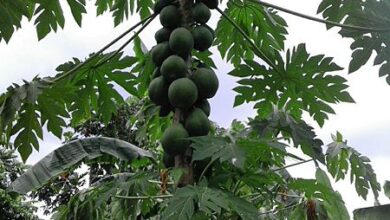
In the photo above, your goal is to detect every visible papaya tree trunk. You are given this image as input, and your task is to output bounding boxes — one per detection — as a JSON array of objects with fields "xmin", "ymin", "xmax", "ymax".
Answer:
[{"xmin": 174, "ymin": 108, "xmax": 194, "ymax": 186}]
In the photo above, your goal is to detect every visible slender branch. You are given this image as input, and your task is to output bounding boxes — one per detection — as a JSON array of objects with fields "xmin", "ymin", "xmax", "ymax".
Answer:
[
  {"xmin": 258, "ymin": 200, "xmax": 304, "ymax": 216},
  {"xmin": 49, "ymin": 14, "xmax": 155, "ymax": 84},
  {"xmin": 286, "ymin": 153, "xmax": 306, "ymax": 162},
  {"xmin": 199, "ymin": 158, "xmax": 216, "ymax": 181},
  {"xmin": 277, "ymin": 192, "xmax": 304, "ymax": 199},
  {"xmin": 250, "ymin": 0, "xmax": 390, "ymax": 32},
  {"xmin": 272, "ymin": 159, "xmax": 313, "ymax": 172},
  {"xmin": 113, "ymin": 194, "xmax": 173, "ymax": 200},
  {"xmin": 93, "ymin": 14, "xmax": 157, "ymax": 69},
  {"xmin": 232, "ymin": 180, "xmax": 242, "ymax": 194},
  {"xmin": 216, "ymin": 7, "xmax": 279, "ymax": 71},
  {"xmin": 148, "ymin": 180, "xmax": 174, "ymax": 185}
]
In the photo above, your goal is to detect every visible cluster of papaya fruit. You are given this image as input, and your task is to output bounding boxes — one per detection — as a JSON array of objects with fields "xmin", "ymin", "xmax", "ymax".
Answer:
[{"xmin": 148, "ymin": 0, "xmax": 219, "ymax": 168}]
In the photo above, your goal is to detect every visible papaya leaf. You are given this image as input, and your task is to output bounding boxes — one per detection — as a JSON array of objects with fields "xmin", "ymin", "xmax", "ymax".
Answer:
[
  {"xmin": 9, "ymin": 137, "xmax": 154, "ymax": 194},
  {"xmin": 318, "ymin": 0, "xmax": 390, "ymax": 84},
  {"xmin": 162, "ymin": 185, "xmax": 257, "ymax": 220},
  {"xmin": 33, "ymin": 0, "xmax": 65, "ymax": 40},
  {"xmin": 57, "ymin": 52, "xmax": 138, "ymax": 125},
  {"xmin": 0, "ymin": 0, "xmax": 34, "ymax": 43},
  {"xmin": 229, "ymin": 44, "xmax": 352, "ymax": 126},
  {"xmin": 66, "ymin": 0, "xmax": 87, "ymax": 26},
  {"xmin": 190, "ymin": 136, "xmax": 246, "ymax": 169},
  {"xmin": 250, "ymin": 108, "xmax": 325, "ymax": 163},
  {"xmin": 289, "ymin": 169, "xmax": 350, "ymax": 220},
  {"xmin": 326, "ymin": 132, "xmax": 381, "ymax": 200},
  {"xmin": 108, "ymin": 0, "xmax": 153, "ymax": 26},
  {"xmin": 215, "ymin": 0, "xmax": 287, "ymax": 66}
]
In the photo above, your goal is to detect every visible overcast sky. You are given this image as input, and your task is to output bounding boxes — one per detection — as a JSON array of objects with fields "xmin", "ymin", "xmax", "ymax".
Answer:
[{"xmin": 0, "ymin": 0, "xmax": 389, "ymax": 218}]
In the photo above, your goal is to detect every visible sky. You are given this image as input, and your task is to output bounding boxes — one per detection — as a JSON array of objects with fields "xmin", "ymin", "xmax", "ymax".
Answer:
[{"xmin": 0, "ymin": 0, "xmax": 389, "ymax": 218}]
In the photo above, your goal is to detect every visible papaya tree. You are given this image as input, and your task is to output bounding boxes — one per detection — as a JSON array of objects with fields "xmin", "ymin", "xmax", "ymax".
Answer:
[{"xmin": 1, "ymin": 0, "xmax": 389, "ymax": 219}]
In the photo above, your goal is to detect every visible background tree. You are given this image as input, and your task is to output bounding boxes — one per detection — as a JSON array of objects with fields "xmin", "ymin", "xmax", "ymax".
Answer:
[
  {"xmin": 1, "ymin": 0, "xmax": 390, "ymax": 219},
  {"xmin": 0, "ymin": 144, "xmax": 38, "ymax": 219}
]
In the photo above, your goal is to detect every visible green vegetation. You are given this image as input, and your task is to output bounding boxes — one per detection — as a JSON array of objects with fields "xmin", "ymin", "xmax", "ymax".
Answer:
[{"xmin": 1, "ymin": 0, "xmax": 390, "ymax": 219}]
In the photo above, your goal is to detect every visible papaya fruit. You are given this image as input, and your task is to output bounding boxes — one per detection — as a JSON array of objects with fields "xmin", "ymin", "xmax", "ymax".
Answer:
[
  {"xmin": 191, "ymin": 68, "xmax": 219, "ymax": 99},
  {"xmin": 168, "ymin": 78, "xmax": 198, "ymax": 109},
  {"xmin": 151, "ymin": 42, "xmax": 171, "ymax": 66},
  {"xmin": 155, "ymin": 27, "xmax": 171, "ymax": 43},
  {"xmin": 198, "ymin": 0, "xmax": 218, "ymax": 9},
  {"xmin": 152, "ymin": 68, "xmax": 161, "ymax": 78},
  {"xmin": 161, "ymin": 123, "xmax": 190, "ymax": 155},
  {"xmin": 192, "ymin": 25, "xmax": 214, "ymax": 51},
  {"xmin": 153, "ymin": 0, "xmax": 168, "ymax": 14},
  {"xmin": 160, "ymin": 5, "xmax": 181, "ymax": 28},
  {"xmin": 192, "ymin": 2, "xmax": 211, "ymax": 24},
  {"xmin": 195, "ymin": 99, "xmax": 210, "ymax": 116},
  {"xmin": 161, "ymin": 55, "xmax": 187, "ymax": 82},
  {"xmin": 163, "ymin": 152, "xmax": 175, "ymax": 168},
  {"xmin": 148, "ymin": 76, "xmax": 169, "ymax": 105},
  {"xmin": 159, "ymin": 104, "xmax": 173, "ymax": 117},
  {"xmin": 205, "ymin": 24, "xmax": 215, "ymax": 38},
  {"xmin": 184, "ymin": 108, "xmax": 210, "ymax": 136},
  {"xmin": 169, "ymin": 27, "xmax": 194, "ymax": 57}
]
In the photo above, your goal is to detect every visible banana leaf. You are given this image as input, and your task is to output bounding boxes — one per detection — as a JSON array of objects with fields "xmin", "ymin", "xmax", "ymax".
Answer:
[{"xmin": 9, "ymin": 137, "xmax": 154, "ymax": 194}]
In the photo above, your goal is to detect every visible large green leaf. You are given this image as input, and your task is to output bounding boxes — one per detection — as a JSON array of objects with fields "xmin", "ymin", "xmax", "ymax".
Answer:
[
  {"xmin": 0, "ymin": 0, "xmax": 34, "ymax": 43},
  {"xmin": 289, "ymin": 169, "xmax": 350, "ymax": 220},
  {"xmin": 229, "ymin": 43, "xmax": 353, "ymax": 126},
  {"xmin": 33, "ymin": 0, "xmax": 65, "ymax": 40},
  {"xmin": 326, "ymin": 132, "xmax": 381, "ymax": 200},
  {"xmin": 96, "ymin": 0, "xmax": 153, "ymax": 24},
  {"xmin": 161, "ymin": 185, "xmax": 258, "ymax": 220},
  {"xmin": 250, "ymin": 108, "xmax": 325, "ymax": 163},
  {"xmin": 9, "ymin": 137, "xmax": 154, "ymax": 194},
  {"xmin": 55, "ymin": 52, "xmax": 138, "ymax": 125},
  {"xmin": 67, "ymin": 0, "xmax": 87, "ymax": 26},
  {"xmin": 0, "ymin": 51, "xmax": 137, "ymax": 161},
  {"xmin": 191, "ymin": 136, "xmax": 246, "ymax": 169},
  {"xmin": 215, "ymin": 0, "xmax": 287, "ymax": 66},
  {"xmin": 318, "ymin": 0, "xmax": 390, "ymax": 83}
]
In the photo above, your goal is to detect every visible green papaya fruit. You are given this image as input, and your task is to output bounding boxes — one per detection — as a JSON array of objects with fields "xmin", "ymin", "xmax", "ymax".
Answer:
[
  {"xmin": 169, "ymin": 27, "xmax": 194, "ymax": 57},
  {"xmin": 191, "ymin": 67, "xmax": 219, "ymax": 99},
  {"xmin": 161, "ymin": 123, "xmax": 190, "ymax": 155},
  {"xmin": 168, "ymin": 78, "xmax": 198, "ymax": 109},
  {"xmin": 148, "ymin": 76, "xmax": 169, "ymax": 105},
  {"xmin": 185, "ymin": 108, "xmax": 210, "ymax": 136},
  {"xmin": 161, "ymin": 55, "xmax": 188, "ymax": 82}
]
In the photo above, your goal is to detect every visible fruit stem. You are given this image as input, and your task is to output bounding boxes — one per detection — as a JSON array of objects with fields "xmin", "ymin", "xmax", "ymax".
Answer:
[{"xmin": 249, "ymin": 0, "xmax": 390, "ymax": 32}]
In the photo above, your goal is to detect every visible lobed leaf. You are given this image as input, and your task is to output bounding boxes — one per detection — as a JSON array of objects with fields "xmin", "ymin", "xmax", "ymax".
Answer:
[{"xmin": 229, "ymin": 43, "xmax": 353, "ymax": 126}]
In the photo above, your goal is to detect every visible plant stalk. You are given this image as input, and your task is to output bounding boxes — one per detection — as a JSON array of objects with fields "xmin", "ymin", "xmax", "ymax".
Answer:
[
  {"xmin": 49, "ymin": 13, "xmax": 155, "ymax": 84},
  {"xmin": 250, "ymin": 0, "xmax": 390, "ymax": 32},
  {"xmin": 271, "ymin": 159, "xmax": 314, "ymax": 172},
  {"xmin": 114, "ymin": 194, "xmax": 173, "ymax": 200},
  {"xmin": 93, "ymin": 14, "xmax": 157, "ymax": 69}
]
